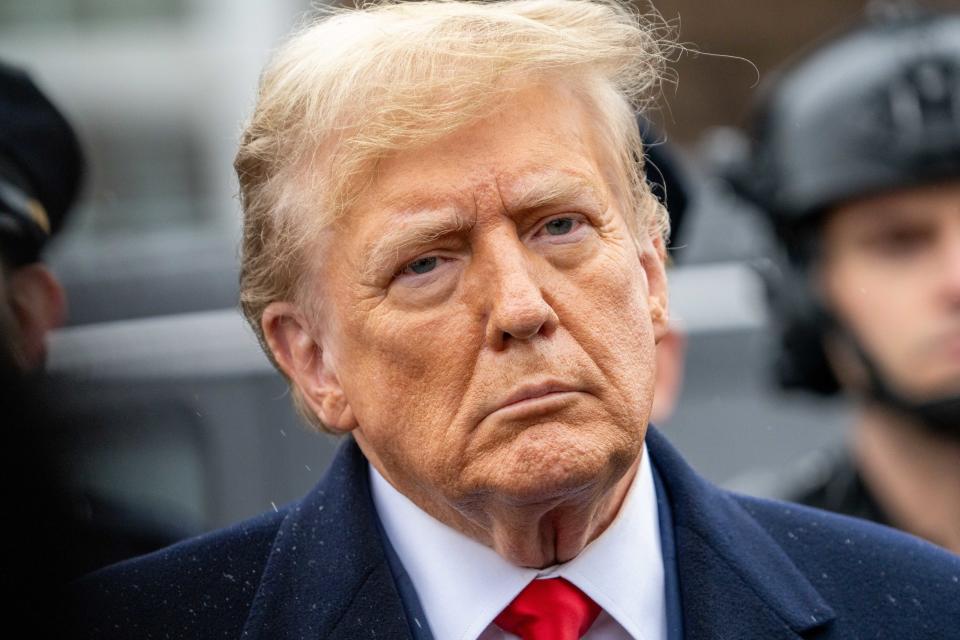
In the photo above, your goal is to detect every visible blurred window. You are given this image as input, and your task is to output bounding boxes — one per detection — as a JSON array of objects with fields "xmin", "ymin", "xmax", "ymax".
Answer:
[{"xmin": 74, "ymin": 125, "xmax": 212, "ymax": 234}]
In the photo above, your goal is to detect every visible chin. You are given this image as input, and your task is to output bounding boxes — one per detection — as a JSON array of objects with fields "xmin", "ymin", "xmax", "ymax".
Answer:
[{"xmin": 479, "ymin": 421, "xmax": 641, "ymax": 506}]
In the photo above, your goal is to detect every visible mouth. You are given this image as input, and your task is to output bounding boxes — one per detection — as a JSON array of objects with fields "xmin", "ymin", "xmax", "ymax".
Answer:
[{"xmin": 488, "ymin": 380, "xmax": 583, "ymax": 419}]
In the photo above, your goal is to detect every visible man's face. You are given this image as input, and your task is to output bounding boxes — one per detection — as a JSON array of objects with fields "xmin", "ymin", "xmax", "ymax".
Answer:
[
  {"xmin": 305, "ymin": 84, "xmax": 667, "ymax": 522},
  {"xmin": 820, "ymin": 181, "xmax": 960, "ymax": 399}
]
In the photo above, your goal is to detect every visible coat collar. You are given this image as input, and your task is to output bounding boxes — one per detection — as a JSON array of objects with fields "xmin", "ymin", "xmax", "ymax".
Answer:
[
  {"xmin": 645, "ymin": 426, "xmax": 836, "ymax": 639},
  {"xmin": 240, "ymin": 436, "xmax": 414, "ymax": 640},
  {"xmin": 241, "ymin": 429, "xmax": 835, "ymax": 640}
]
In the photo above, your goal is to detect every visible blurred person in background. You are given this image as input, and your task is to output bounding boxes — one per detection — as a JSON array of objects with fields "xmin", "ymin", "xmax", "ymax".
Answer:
[
  {"xmin": 0, "ymin": 59, "xmax": 84, "ymax": 633},
  {"xmin": 728, "ymin": 8, "xmax": 960, "ymax": 553},
  {"xmin": 0, "ymin": 62, "xmax": 75, "ymax": 370},
  {"xmin": 75, "ymin": 2, "xmax": 960, "ymax": 639},
  {"xmin": 0, "ymin": 61, "xmax": 186, "ymax": 595}
]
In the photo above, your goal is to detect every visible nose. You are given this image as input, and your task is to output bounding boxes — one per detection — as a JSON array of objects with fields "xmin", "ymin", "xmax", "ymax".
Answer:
[{"xmin": 481, "ymin": 241, "xmax": 559, "ymax": 350}]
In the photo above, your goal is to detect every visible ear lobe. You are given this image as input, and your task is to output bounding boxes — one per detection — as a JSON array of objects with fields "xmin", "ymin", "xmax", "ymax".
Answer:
[
  {"xmin": 262, "ymin": 302, "xmax": 358, "ymax": 432},
  {"xmin": 650, "ymin": 297, "xmax": 669, "ymax": 341},
  {"xmin": 318, "ymin": 386, "xmax": 357, "ymax": 432},
  {"xmin": 8, "ymin": 264, "xmax": 66, "ymax": 370}
]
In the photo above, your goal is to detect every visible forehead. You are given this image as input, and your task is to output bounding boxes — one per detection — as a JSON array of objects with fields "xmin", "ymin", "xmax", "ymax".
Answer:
[{"xmin": 346, "ymin": 83, "xmax": 615, "ymax": 221}]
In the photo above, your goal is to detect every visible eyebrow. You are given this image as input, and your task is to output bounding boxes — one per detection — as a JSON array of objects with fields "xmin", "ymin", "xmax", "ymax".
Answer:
[
  {"xmin": 360, "ymin": 172, "xmax": 606, "ymax": 280},
  {"xmin": 503, "ymin": 173, "xmax": 607, "ymax": 214},
  {"xmin": 361, "ymin": 208, "xmax": 472, "ymax": 281}
]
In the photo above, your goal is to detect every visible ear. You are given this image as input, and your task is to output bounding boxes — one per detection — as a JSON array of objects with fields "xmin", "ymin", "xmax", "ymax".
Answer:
[
  {"xmin": 639, "ymin": 233, "xmax": 670, "ymax": 342},
  {"xmin": 261, "ymin": 302, "xmax": 358, "ymax": 432},
  {"xmin": 7, "ymin": 264, "xmax": 67, "ymax": 370},
  {"xmin": 650, "ymin": 325, "xmax": 687, "ymax": 424}
]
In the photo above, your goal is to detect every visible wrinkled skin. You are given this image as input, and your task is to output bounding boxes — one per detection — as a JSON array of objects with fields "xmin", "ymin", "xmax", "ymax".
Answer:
[
  {"xmin": 821, "ymin": 181, "xmax": 960, "ymax": 400},
  {"xmin": 264, "ymin": 83, "xmax": 668, "ymax": 568}
]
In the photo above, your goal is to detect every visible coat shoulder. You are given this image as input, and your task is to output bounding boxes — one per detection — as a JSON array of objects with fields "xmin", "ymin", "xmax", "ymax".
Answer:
[
  {"xmin": 732, "ymin": 492, "xmax": 960, "ymax": 635},
  {"xmin": 71, "ymin": 507, "xmax": 287, "ymax": 639}
]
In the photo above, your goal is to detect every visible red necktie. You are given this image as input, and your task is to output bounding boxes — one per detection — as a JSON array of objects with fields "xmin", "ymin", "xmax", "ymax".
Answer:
[{"xmin": 494, "ymin": 577, "xmax": 602, "ymax": 640}]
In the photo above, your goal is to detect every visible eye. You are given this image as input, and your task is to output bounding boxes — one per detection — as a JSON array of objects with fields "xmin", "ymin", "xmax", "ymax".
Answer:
[
  {"xmin": 531, "ymin": 215, "xmax": 590, "ymax": 243},
  {"xmin": 544, "ymin": 217, "xmax": 576, "ymax": 236},
  {"xmin": 865, "ymin": 225, "xmax": 934, "ymax": 257},
  {"xmin": 403, "ymin": 256, "xmax": 438, "ymax": 275}
]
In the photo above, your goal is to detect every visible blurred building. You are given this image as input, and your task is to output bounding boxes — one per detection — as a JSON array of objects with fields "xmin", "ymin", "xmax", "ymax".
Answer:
[{"xmin": 0, "ymin": 0, "xmax": 307, "ymax": 323}]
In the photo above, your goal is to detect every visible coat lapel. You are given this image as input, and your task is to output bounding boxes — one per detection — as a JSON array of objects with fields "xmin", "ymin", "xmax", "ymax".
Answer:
[
  {"xmin": 646, "ymin": 427, "xmax": 836, "ymax": 640},
  {"xmin": 240, "ymin": 426, "xmax": 837, "ymax": 639},
  {"xmin": 240, "ymin": 438, "xmax": 413, "ymax": 640}
]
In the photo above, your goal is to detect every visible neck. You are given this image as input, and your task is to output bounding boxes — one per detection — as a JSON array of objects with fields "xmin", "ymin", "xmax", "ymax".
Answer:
[
  {"xmin": 403, "ymin": 451, "xmax": 641, "ymax": 570},
  {"xmin": 854, "ymin": 405, "xmax": 960, "ymax": 553},
  {"xmin": 361, "ymin": 433, "xmax": 644, "ymax": 570},
  {"xmin": 478, "ymin": 455, "xmax": 641, "ymax": 568}
]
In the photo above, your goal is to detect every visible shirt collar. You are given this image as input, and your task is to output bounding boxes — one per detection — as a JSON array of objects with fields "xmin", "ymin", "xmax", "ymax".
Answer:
[{"xmin": 369, "ymin": 447, "xmax": 666, "ymax": 640}]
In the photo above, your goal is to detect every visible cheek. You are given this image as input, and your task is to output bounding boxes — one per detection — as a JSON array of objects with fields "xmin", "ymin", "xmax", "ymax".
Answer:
[
  {"xmin": 337, "ymin": 301, "xmax": 481, "ymax": 455},
  {"xmin": 560, "ymin": 246, "xmax": 658, "ymax": 410},
  {"xmin": 826, "ymin": 264, "xmax": 919, "ymax": 363},
  {"xmin": 579, "ymin": 242, "xmax": 653, "ymax": 332}
]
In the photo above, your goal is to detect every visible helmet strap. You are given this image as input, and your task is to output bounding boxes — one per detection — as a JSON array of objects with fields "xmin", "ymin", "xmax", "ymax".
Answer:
[{"xmin": 830, "ymin": 324, "xmax": 960, "ymax": 443}]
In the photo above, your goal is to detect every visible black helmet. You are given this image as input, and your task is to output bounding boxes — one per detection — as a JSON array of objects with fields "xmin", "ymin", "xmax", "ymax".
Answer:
[
  {"xmin": 732, "ymin": 11, "xmax": 960, "ymax": 231},
  {"xmin": 726, "ymin": 10, "xmax": 960, "ymax": 396}
]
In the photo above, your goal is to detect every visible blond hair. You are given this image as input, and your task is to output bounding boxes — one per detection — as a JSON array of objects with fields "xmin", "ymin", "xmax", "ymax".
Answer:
[{"xmin": 235, "ymin": 0, "xmax": 670, "ymax": 430}]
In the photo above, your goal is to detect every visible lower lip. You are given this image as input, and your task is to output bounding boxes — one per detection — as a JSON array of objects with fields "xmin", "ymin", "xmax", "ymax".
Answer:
[{"xmin": 490, "ymin": 391, "xmax": 582, "ymax": 420}]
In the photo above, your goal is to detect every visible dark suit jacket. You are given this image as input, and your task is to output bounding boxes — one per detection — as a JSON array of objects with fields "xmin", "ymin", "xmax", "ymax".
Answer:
[{"xmin": 74, "ymin": 427, "xmax": 960, "ymax": 639}]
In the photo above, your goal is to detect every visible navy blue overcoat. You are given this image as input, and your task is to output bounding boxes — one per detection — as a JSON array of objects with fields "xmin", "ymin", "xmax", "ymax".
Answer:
[{"xmin": 75, "ymin": 427, "xmax": 960, "ymax": 639}]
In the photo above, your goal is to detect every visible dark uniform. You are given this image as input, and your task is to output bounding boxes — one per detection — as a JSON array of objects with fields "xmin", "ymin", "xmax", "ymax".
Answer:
[
  {"xmin": 0, "ymin": 63, "xmax": 187, "ymax": 628},
  {"xmin": 785, "ymin": 451, "xmax": 890, "ymax": 525},
  {"xmin": 724, "ymin": 10, "xmax": 960, "ymax": 523}
]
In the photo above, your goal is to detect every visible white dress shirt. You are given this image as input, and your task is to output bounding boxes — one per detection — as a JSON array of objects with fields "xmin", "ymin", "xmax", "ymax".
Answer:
[{"xmin": 369, "ymin": 448, "xmax": 667, "ymax": 640}]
